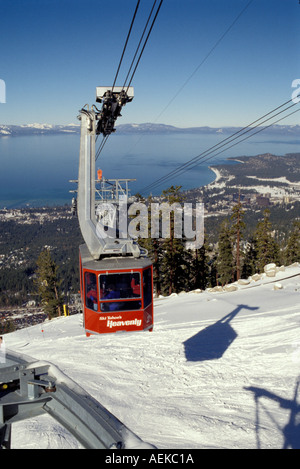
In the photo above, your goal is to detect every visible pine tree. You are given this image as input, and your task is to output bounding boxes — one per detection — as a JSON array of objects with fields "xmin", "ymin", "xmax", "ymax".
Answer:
[
  {"xmin": 285, "ymin": 221, "xmax": 300, "ymax": 264},
  {"xmin": 254, "ymin": 209, "xmax": 280, "ymax": 272},
  {"xmin": 150, "ymin": 237, "xmax": 163, "ymax": 297},
  {"xmin": 139, "ymin": 224, "xmax": 163, "ymax": 298},
  {"xmin": 160, "ymin": 186, "xmax": 188, "ymax": 295},
  {"xmin": 134, "ymin": 194, "xmax": 163, "ymax": 297},
  {"xmin": 191, "ymin": 236, "xmax": 210, "ymax": 290},
  {"xmin": 209, "ymin": 253, "xmax": 218, "ymax": 288},
  {"xmin": 35, "ymin": 249, "xmax": 63, "ymax": 320},
  {"xmin": 216, "ymin": 220, "xmax": 234, "ymax": 286},
  {"xmin": 0, "ymin": 319, "xmax": 16, "ymax": 334},
  {"xmin": 230, "ymin": 192, "xmax": 245, "ymax": 280},
  {"xmin": 241, "ymin": 236, "xmax": 258, "ymax": 278}
]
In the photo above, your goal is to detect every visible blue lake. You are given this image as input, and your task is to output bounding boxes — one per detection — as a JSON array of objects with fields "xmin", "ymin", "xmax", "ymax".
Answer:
[{"xmin": 0, "ymin": 131, "xmax": 299, "ymax": 208}]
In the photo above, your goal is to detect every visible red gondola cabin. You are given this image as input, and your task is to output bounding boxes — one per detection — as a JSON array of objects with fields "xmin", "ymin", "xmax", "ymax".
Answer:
[{"xmin": 79, "ymin": 244, "xmax": 153, "ymax": 336}]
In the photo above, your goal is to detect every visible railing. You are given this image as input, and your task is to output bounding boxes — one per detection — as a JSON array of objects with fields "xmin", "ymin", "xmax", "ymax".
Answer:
[{"xmin": 0, "ymin": 350, "xmax": 154, "ymax": 449}]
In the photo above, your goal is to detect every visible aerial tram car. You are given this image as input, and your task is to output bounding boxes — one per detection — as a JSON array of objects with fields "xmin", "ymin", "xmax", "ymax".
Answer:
[{"xmin": 76, "ymin": 87, "xmax": 153, "ymax": 336}]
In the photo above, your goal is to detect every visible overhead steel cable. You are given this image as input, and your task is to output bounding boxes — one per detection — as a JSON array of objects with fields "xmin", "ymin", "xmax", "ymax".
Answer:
[
  {"xmin": 139, "ymin": 98, "xmax": 300, "ymax": 194},
  {"xmin": 141, "ymin": 109, "xmax": 300, "ymax": 194},
  {"xmin": 185, "ymin": 108, "xmax": 300, "ymax": 178},
  {"xmin": 140, "ymin": 101, "xmax": 299, "ymax": 193},
  {"xmin": 124, "ymin": 0, "xmax": 164, "ymax": 91},
  {"xmin": 96, "ymin": 0, "xmax": 141, "ymax": 158},
  {"xmin": 155, "ymin": 0, "xmax": 254, "ymax": 123},
  {"xmin": 117, "ymin": 0, "xmax": 255, "ymax": 166},
  {"xmin": 95, "ymin": 135, "xmax": 109, "ymax": 162},
  {"xmin": 96, "ymin": 0, "xmax": 163, "ymax": 162},
  {"xmin": 122, "ymin": 0, "xmax": 159, "ymax": 90},
  {"xmin": 112, "ymin": 0, "xmax": 141, "ymax": 92}
]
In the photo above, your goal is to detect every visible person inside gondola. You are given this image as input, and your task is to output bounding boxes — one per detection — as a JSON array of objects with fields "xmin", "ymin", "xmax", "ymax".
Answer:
[
  {"xmin": 131, "ymin": 277, "xmax": 140, "ymax": 297},
  {"xmin": 103, "ymin": 284, "xmax": 121, "ymax": 311},
  {"xmin": 85, "ymin": 272, "xmax": 98, "ymax": 310},
  {"xmin": 86, "ymin": 286, "xmax": 98, "ymax": 310}
]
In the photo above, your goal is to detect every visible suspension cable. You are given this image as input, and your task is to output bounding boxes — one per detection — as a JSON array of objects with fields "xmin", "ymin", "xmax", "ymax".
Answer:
[
  {"xmin": 96, "ymin": 135, "xmax": 109, "ymax": 162},
  {"xmin": 125, "ymin": 0, "xmax": 164, "ymax": 91},
  {"xmin": 140, "ymin": 103, "xmax": 299, "ymax": 193},
  {"xmin": 139, "ymin": 98, "xmax": 300, "ymax": 194},
  {"xmin": 96, "ymin": 0, "xmax": 164, "ymax": 162},
  {"xmin": 116, "ymin": 0, "xmax": 256, "ymax": 167},
  {"xmin": 122, "ymin": 0, "xmax": 159, "ymax": 90},
  {"xmin": 112, "ymin": 0, "xmax": 141, "ymax": 91},
  {"xmin": 96, "ymin": 0, "xmax": 141, "ymax": 160},
  {"xmin": 155, "ymin": 0, "xmax": 254, "ymax": 122}
]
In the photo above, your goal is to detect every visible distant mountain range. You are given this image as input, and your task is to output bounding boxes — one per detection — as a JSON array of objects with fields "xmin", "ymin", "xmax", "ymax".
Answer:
[
  {"xmin": 116, "ymin": 123, "xmax": 300, "ymax": 136},
  {"xmin": 0, "ymin": 122, "xmax": 299, "ymax": 137},
  {"xmin": 0, "ymin": 123, "xmax": 80, "ymax": 137}
]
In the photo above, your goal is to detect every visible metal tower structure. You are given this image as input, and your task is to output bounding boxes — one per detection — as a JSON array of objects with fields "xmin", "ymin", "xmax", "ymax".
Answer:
[{"xmin": 76, "ymin": 87, "xmax": 146, "ymax": 259}]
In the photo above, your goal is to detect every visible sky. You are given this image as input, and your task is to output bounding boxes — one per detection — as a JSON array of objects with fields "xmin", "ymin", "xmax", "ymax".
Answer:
[{"xmin": 0, "ymin": 0, "xmax": 299, "ymax": 128}]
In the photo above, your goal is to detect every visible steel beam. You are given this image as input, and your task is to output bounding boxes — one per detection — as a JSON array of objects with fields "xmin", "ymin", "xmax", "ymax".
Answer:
[{"xmin": 0, "ymin": 350, "xmax": 154, "ymax": 449}]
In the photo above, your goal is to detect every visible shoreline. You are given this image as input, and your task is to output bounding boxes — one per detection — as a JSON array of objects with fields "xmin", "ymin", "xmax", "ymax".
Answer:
[{"xmin": 208, "ymin": 166, "xmax": 222, "ymax": 184}]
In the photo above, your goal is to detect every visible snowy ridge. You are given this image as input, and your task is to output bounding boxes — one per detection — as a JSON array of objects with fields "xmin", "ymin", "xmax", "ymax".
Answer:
[
  {"xmin": 0, "ymin": 123, "xmax": 80, "ymax": 137},
  {"xmin": 4, "ymin": 263, "xmax": 300, "ymax": 449}
]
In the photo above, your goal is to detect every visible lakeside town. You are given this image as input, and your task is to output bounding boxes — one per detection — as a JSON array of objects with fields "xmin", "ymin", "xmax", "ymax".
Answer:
[
  {"xmin": 200, "ymin": 165, "xmax": 300, "ymax": 217},
  {"xmin": 186, "ymin": 153, "xmax": 300, "ymax": 217}
]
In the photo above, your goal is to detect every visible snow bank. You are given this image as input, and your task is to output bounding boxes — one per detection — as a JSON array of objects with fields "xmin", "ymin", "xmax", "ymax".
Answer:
[{"xmin": 203, "ymin": 263, "xmax": 300, "ymax": 295}]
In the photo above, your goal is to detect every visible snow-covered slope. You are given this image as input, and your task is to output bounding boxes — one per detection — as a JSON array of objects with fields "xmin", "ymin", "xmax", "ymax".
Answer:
[{"xmin": 4, "ymin": 264, "xmax": 300, "ymax": 449}]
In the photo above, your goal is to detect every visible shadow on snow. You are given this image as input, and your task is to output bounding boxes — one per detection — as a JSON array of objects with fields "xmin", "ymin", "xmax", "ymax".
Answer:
[
  {"xmin": 246, "ymin": 379, "xmax": 300, "ymax": 449},
  {"xmin": 182, "ymin": 302, "xmax": 300, "ymax": 448},
  {"xmin": 183, "ymin": 304, "xmax": 258, "ymax": 362}
]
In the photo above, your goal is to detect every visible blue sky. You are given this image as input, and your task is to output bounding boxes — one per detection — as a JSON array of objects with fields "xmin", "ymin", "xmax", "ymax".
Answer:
[{"xmin": 0, "ymin": 0, "xmax": 299, "ymax": 127}]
